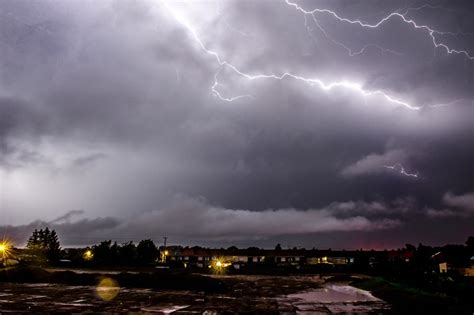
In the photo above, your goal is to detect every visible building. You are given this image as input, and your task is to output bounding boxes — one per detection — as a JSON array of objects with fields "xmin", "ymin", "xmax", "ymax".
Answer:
[{"xmin": 165, "ymin": 247, "xmax": 307, "ymax": 269}]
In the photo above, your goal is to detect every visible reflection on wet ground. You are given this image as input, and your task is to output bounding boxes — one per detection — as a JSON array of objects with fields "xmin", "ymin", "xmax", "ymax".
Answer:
[
  {"xmin": 279, "ymin": 284, "xmax": 389, "ymax": 314},
  {"xmin": 0, "ymin": 275, "xmax": 389, "ymax": 313}
]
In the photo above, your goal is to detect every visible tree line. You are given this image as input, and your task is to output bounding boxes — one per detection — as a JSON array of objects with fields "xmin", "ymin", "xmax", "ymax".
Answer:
[
  {"xmin": 23, "ymin": 228, "xmax": 474, "ymax": 268},
  {"xmin": 24, "ymin": 228, "xmax": 160, "ymax": 266}
]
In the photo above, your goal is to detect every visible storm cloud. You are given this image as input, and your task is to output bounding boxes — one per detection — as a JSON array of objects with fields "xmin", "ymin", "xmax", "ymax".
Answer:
[{"xmin": 0, "ymin": 0, "xmax": 473, "ymax": 248}]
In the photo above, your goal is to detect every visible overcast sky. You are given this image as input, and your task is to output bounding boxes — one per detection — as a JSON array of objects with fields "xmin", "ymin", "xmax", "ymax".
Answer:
[{"xmin": 0, "ymin": 0, "xmax": 473, "ymax": 249}]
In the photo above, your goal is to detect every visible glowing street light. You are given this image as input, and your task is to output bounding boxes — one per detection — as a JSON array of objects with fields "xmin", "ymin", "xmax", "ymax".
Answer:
[
  {"xmin": 0, "ymin": 241, "xmax": 11, "ymax": 264},
  {"xmin": 83, "ymin": 249, "xmax": 94, "ymax": 260},
  {"xmin": 212, "ymin": 258, "xmax": 231, "ymax": 271}
]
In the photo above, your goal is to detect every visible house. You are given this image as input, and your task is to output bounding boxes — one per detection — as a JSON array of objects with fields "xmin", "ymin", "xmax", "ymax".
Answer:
[
  {"xmin": 166, "ymin": 247, "xmax": 307, "ymax": 269},
  {"xmin": 459, "ymin": 256, "xmax": 474, "ymax": 276},
  {"xmin": 439, "ymin": 262, "xmax": 448, "ymax": 273},
  {"xmin": 306, "ymin": 250, "xmax": 355, "ymax": 265}
]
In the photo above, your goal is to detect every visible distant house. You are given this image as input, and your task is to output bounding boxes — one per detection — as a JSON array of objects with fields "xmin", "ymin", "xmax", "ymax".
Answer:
[
  {"xmin": 306, "ymin": 250, "xmax": 354, "ymax": 265},
  {"xmin": 431, "ymin": 251, "xmax": 451, "ymax": 273},
  {"xmin": 384, "ymin": 248, "xmax": 413, "ymax": 263},
  {"xmin": 430, "ymin": 250, "xmax": 471, "ymax": 275},
  {"xmin": 459, "ymin": 256, "xmax": 474, "ymax": 277},
  {"xmin": 439, "ymin": 262, "xmax": 448, "ymax": 273},
  {"xmin": 165, "ymin": 247, "xmax": 308, "ymax": 269}
]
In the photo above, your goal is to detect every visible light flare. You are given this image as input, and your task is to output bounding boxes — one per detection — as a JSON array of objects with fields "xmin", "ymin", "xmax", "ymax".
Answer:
[{"xmin": 0, "ymin": 239, "xmax": 12, "ymax": 262}]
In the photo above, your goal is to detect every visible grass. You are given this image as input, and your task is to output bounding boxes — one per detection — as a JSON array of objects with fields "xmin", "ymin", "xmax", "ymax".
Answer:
[{"xmin": 351, "ymin": 277, "xmax": 473, "ymax": 314}]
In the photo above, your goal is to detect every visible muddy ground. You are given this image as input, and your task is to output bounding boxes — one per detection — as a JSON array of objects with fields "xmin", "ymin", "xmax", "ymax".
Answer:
[{"xmin": 0, "ymin": 274, "xmax": 388, "ymax": 314}]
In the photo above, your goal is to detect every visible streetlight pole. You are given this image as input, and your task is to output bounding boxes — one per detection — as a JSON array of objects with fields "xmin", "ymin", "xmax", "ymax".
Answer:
[{"xmin": 162, "ymin": 236, "xmax": 168, "ymax": 263}]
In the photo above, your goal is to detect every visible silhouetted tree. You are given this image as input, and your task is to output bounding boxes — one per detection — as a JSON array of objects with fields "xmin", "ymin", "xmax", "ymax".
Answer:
[
  {"xmin": 137, "ymin": 239, "xmax": 158, "ymax": 265},
  {"xmin": 26, "ymin": 228, "xmax": 61, "ymax": 263},
  {"xmin": 119, "ymin": 241, "xmax": 137, "ymax": 265},
  {"xmin": 46, "ymin": 229, "xmax": 61, "ymax": 262},
  {"xmin": 405, "ymin": 244, "xmax": 416, "ymax": 252},
  {"xmin": 275, "ymin": 243, "xmax": 282, "ymax": 251},
  {"xmin": 93, "ymin": 240, "xmax": 115, "ymax": 265},
  {"xmin": 26, "ymin": 229, "xmax": 40, "ymax": 248}
]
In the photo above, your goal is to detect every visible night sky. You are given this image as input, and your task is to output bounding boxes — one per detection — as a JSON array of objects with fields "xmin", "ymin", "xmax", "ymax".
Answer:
[{"xmin": 0, "ymin": 0, "xmax": 473, "ymax": 249}]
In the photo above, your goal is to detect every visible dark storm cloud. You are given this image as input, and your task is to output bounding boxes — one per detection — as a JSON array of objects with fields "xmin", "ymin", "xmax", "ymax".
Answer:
[
  {"xmin": 1, "ymin": 196, "xmax": 400, "ymax": 245},
  {"xmin": 340, "ymin": 149, "xmax": 409, "ymax": 177},
  {"xmin": 72, "ymin": 153, "xmax": 107, "ymax": 168},
  {"xmin": 49, "ymin": 209, "xmax": 85, "ymax": 224},
  {"xmin": 426, "ymin": 192, "xmax": 474, "ymax": 217},
  {"xmin": 0, "ymin": 0, "xmax": 472, "ymax": 247},
  {"xmin": 0, "ymin": 216, "xmax": 119, "ymax": 246}
]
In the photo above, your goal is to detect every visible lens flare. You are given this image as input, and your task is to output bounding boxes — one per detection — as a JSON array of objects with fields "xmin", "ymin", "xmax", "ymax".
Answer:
[
  {"xmin": 96, "ymin": 277, "xmax": 120, "ymax": 301},
  {"xmin": 0, "ymin": 240, "xmax": 12, "ymax": 261}
]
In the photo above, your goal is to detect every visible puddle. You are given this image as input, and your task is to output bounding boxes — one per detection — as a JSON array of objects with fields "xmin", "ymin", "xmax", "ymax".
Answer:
[
  {"xmin": 280, "ymin": 284, "xmax": 389, "ymax": 313},
  {"xmin": 141, "ymin": 305, "xmax": 190, "ymax": 313},
  {"xmin": 287, "ymin": 284, "xmax": 380, "ymax": 303}
]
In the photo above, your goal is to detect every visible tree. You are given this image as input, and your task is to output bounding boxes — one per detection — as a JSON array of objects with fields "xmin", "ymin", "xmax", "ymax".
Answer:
[
  {"xmin": 26, "ymin": 228, "xmax": 61, "ymax": 263},
  {"xmin": 119, "ymin": 241, "xmax": 137, "ymax": 265},
  {"xmin": 26, "ymin": 229, "xmax": 41, "ymax": 249},
  {"xmin": 275, "ymin": 243, "xmax": 282, "ymax": 251},
  {"xmin": 46, "ymin": 229, "xmax": 61, "ymax": 262},
  {"xmin": 405, "ymin": 244, "xmax": 416, "ymax": 252},
  {"xmin": 137, "ymin": 239, "xmax": 159, "ymax": 265},
  {"xmin": 93, "ymin": 240, "xmax": 117, "ymax": 265}
]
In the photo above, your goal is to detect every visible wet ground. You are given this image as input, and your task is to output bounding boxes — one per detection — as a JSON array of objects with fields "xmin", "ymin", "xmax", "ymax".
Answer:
[
  {"xmin": 279, "ymin": 284, "xmax": 389, "ymax": 314},
  {"xmin": 0, "ymin": 275, "xmax": 389, "ymax": 314}
]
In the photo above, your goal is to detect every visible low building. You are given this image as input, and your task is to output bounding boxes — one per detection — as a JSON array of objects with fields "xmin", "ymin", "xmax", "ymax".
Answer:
[{"xmin": 306, "ymin": 250, "xmax": 355, "ymax": 265}]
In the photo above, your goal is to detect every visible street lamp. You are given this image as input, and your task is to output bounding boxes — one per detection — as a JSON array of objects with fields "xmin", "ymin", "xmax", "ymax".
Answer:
[
  {"xmin": 83, "ymin": 249, "xmax": 94, "ymax": 260},
  {"xmin": 161, "ymin": 249, "xmax": 169, "ymax": 263},
  {"xmin": 0, "ymin": 241, "xmax": 11, "ymax": 265}
]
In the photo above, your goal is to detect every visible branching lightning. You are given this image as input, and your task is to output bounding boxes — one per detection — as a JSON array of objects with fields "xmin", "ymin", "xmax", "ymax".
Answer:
[
  {"xmin": 303, "ymin": 7, "xmax": 405, "ymax": 57},
  {"xmin": 161, "ymin": 0, "xmax": 422, "ymax": 109},
  {"xmin": 384, "ymin": 163, "xmax": 419, "ymax": 178},
  {"xmin": 401, "ymin": 3, "xmax": 474, "ymax": 39},
  {"xmin": 211, "ymin": 70, "xmax": 253, "ymax": 102},
  {"xmin": 285, "ymin": 0, "xmax": 474, "ymax": 60},
  {"xmin": 161, "ymin": 0, "xmax": 471, "ymax": 111}
]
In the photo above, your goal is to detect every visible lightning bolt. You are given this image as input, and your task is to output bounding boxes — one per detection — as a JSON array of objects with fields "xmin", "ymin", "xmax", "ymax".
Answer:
[
  {"xmin": 160, "ymin": 0, "xmax": 470, "ymax": 110},
  {"xmin": 160, "ymin": 1, "xmax": 422, "ymax": 109},
  {"xmin": 384, "ymin": 163, "xmax": 419, "ymax": 178},
  {"xmin": 303, "ymin": 7, "xmax": 405, "ymax": 57},
  {"xmin": 399, "ymin": 5, "xmax": 474, "ymax": 40},
  {"xmin": 285, "ymin": 0, "xmax": 474, "ymax": 60},
  {"xmin": 400, "ymin": 4, "xmax": 444, "ymax": 15},
  {"xmin": 401, "ymin": 2, "xmax": 474, "ymax": 38},
  {"xmin": 211, "ymin": 69, "xmax": 253, "ymax": 102}
]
